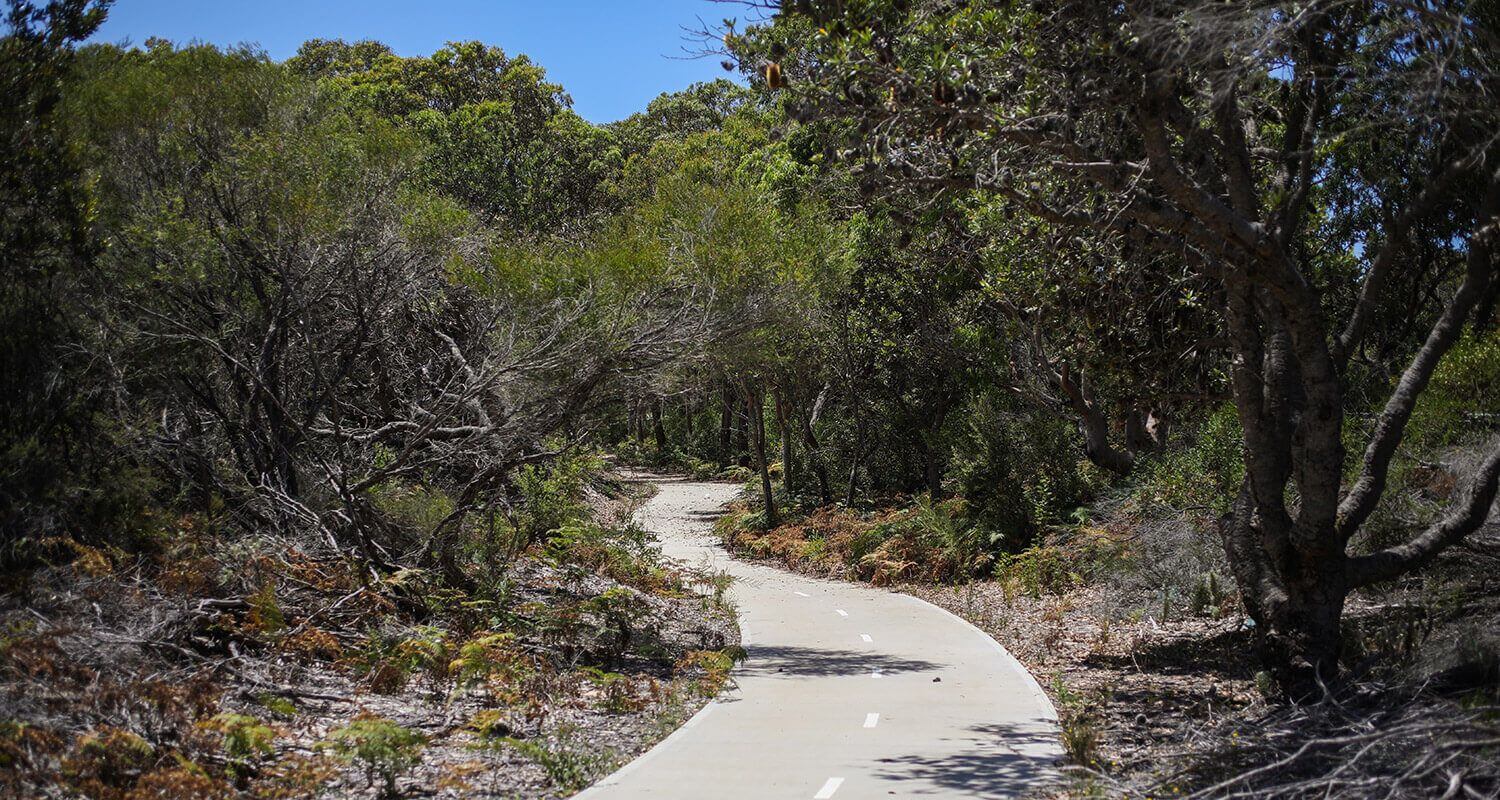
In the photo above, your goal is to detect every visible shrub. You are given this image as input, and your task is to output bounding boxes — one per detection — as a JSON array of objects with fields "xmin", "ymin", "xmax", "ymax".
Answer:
[
  {"xmin": 344, "ymin": 626, "xmax": 452, "ymax": 695},
  {"xmin": 448, "ymin": 632, "xmax": 531, "ymax": 698},
  {"xmin": 580, "ymin": 667, "xmax": 649, "ymax": 714},
  {"xmin": 201, "ymin": 713, "xmax": 275, "ymax": 777},
  {"xmin": 513, "ymin": 450, "xmax": 603, "ymax": 543},
  {"xmin": 544, "ymin": 523, "xmax": 672, "ymax": 591},
  {"xmin": 1404, "ymin": 329, "xmax": 1500, "ymax": 451},
  {"xmin": 675, "ymin": 649, "xmax": 735, "ymax": 695},
  {"xmin": 322, "ymin": 716, "xmax": 426, "ymax": 799},
  {"xmin": 245, "ymin": 582, "xmax": 285, "ymax": 636},
  {"xmin": 1134, "ymin": 404, "xmax": 1243, "ymax": 515},
  {"xmin": 502, "ymin": 724, "xmax": 613, "ymax": 793},
  {"xmin": 1052, "ymin": 678, "xmax": 1102, "ymax": 767},
  {"xmin": 949, "ymin": 393, "xmax": 1102, "ymax": 548},
  {"xmin": 995, "ymin": 545, "xmax": 1080, "ymax": 598},
  {"xmin": 368, "ymin": 481, "xmax": 455, "ymax": 539}
]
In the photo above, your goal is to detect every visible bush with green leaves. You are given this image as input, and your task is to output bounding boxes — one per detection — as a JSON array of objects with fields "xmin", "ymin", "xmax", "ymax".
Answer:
[
  {"xmin": 544, "ymin": 522, "xmax": 674, "ymax": 591},
  {"xmin": 322, "ymin": 716, "xmax": 426, "ymax": 799},
  {"xmin": 512, "ymin": 449, "xmax": 603, "ymax": 544},
  {"xmin": 1402, "ymin": 328, "xmax": 1500, "ymax": 452},
  {"xmin": 949, "ymin": 394, "xmax": 1103, "ymax": 550},
  {"xmin": 202, "ymin": 712, "xmax": 276, "ymax": 778},
  {"xmin": 1134, "ymin": 404, "xmax": 1244, "ymax": 515},
  {"xmin": 500, "ymin": 724, "xmax": 614, "ymax": 793}
]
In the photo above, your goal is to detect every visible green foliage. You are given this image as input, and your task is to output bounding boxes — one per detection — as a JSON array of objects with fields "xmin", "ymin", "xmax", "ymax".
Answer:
[
  {"xmin": 544, "ymin": 523, "xmax": 673, "ymax": 591},
  {"xmin": 1405, "ymin": 329, "xmax": 1500, "ymax": 451},
  {"xmin": 1135, "ymin": 405, "xmax": 1244, "ymax": 515},
  {"xmin": 449, "ymin": 631, "xmax": 530, "ymax": 695},
  {"xmin": 950, "ymin": 393, "xmax": 1103, "ymax": 549},
  {"xmin": 289, "ymin": 38, "xmax": 618, "ymax": 231},
  {"xmin": 1052, "ymin": 678, "xmax": 1103, "ymax": 767},
  {"xmin": 347, "ymin": 626, "xmax": 453, "ymax": 695},
  {"xmin": 995, "ymin": 545, "xmax": 1081, "ymax": 599},
  {"xmin": 513, "ymin": 450, "xmax": 602, "ymax": 544},
  {"xmin": 246, "ymin": 582, "xmax": 286, "ymax": 636},
  {"xmin": 0, "ymin": 0, "xmax": 126, "ymax": 561},
  {"xmin": 369, "ymin": 482, "xmax": 456, "ymax": 539},
  {"xmin": 501, "ymin": 724, "xmax": 614, "ymax": 793},
  {"xmin": 202, "ymin": 712, "xmax": 275, "ymax": 775},
  {"xmin": 323, "ymin": 716, "xmax": 426, "ymax": 799}
]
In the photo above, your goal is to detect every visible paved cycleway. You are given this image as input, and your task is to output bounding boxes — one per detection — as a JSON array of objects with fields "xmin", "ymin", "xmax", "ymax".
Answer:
[{"xmin": 577, "ymin": 478, "xmax": 1060, "ymax": 799}]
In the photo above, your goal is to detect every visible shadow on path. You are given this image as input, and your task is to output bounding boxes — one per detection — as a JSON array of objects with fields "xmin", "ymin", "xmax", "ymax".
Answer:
[
  {"xmin": 740, "ymin": 643, "xmax": 945, "ymax": 678},
  {"xmin": 871, "ymin": 721, "xmax": 1060, "ymax": 796}
]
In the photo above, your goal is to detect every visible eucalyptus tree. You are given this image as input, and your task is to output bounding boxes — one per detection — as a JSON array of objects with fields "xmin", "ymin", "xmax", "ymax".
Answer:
[
  {"xmin": 734, "ymin": 0, "xmax": 1500, "ymax": 689},
  {"xmin": 290, "ymin": 39, "xmax": 620, "ymax": 233}
]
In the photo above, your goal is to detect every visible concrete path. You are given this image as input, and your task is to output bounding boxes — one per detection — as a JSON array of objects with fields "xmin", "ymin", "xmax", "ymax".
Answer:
[{"xmin": 578, "ymin": 478, "xmax": 1060, "ymax": 799}]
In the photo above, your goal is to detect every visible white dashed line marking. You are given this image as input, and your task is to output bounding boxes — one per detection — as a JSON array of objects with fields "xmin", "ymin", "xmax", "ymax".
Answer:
[
  {"xmin": 860, "ymin": 634, "xmax": 873, "ymax": 643},
  {"xmin": 814, "ymin": 777, "xmax": 845, "ymax": 799},
  {"xmin": 863, "ymin": 713, "xmax": 880, "ymax": 728},
  {"xmin": 794, "ymin": 591, "xmax": 810, "ymax": 597},
  {"xmin": 835, "ymin": 609, "xmax": 849, "ymax": 617}
]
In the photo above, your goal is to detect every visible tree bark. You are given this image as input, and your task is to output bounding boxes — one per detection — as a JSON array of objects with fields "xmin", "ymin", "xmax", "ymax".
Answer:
[
  {"xmin": 718, "ymin": 385, "xmax": 733, "ymax": 467},
  {"xmin": 774, "ymin": 388, "xmax": 794, "ymax": 496},
  {"xmin": 651, "ymin": 396, "xmax": 667, "ymax": 452},
  {"xmin": 744, "ymin": 381, "xmax": 777, "ymax": 526},
  {"xmin": 800, "ymin": 412, "xmax": 832, "ymax": 504}
]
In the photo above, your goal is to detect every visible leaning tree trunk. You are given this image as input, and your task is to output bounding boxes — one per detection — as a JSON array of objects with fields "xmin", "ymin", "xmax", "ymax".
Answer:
[{"xmin": 800, "ymin": 413, "xmax": 832, "ymax": 504}]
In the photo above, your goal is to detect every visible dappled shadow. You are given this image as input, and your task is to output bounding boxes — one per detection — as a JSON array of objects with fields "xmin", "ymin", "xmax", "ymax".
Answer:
[
  {"xmin": 1084, "ymin": 626, "xmax": 1256, "ymax": 678},
  {"xmin": 870, "ymin": 720, "xmax": 1061, "ymax": 797},
  {"xmin": 739, "ymin": 643, "xmax": 945, "ymax": 678}
]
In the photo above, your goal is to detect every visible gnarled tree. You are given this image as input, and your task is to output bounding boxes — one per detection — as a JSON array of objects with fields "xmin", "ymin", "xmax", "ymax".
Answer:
[{"xmin": 736, "ymin": 0, "xmax": 1500, "ymax": 689}]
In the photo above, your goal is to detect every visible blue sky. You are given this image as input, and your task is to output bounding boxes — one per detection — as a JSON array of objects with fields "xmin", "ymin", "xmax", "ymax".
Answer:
[{"xmin": 89, "ymin": 1, "xmax": 749, "ymax": 122}]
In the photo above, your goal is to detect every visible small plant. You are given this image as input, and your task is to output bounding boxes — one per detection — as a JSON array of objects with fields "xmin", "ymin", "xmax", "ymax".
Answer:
[
  {"xmin": 995, "ymin": 545, "xmax": 1079, "ymax": 598},
  {"xmin": 466, "ymin": 709, "xmax": 516, "ymax": 740},
  {"xmin": 449, "ymin": 631, "xmax": 536, "ymax": 705},
  {"xmin": 202, "ymin": 712, "xmax": 276, "ymax": 778},
  {"xmin": 580, "ymin": 667, "xmax": 648, "ymax": 714},
  {"xmin": 582, "ymin": 586, "xmax": 647, "ymax": 664},
  {"xmin": 322, "ymin": 716, "xmax": 426, "ymax": 799},
  {"xmin": 1052, "ymin": 678, "xmax": 1102, "ymax": 767},
  {"xmin": 62, "ymin": 727, "xmax": 156, "ymax": 788},
  {"xmin": 255, "ymin": 693, "xmax": 298, "ymax": 718},
  {"xmin": 675, "ymin": 649, "xmax": 736, "ymax": 695},
  {"xmin": 1189, "ymin": 571, "xmax": 1228, "ymax": 617},
  {"xmin": 246, "ymin": 581, "xmax": 285, "ymax": 635},
  {"xmin": 503, "ymin": 724, "xmax": 613, "ymax": 793}
]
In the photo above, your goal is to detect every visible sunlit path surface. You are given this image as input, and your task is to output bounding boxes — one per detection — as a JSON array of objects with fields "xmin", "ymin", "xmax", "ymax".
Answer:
[{"xmin": 578, "ymin": 478, "xmax": 1060, "ymax": 800}]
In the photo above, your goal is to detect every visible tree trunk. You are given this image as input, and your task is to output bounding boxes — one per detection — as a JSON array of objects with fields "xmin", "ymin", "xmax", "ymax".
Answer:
[
  {"xmin": 845, "ymin": 422, "xmax": 867, "ymax": 507},
  {"xmin": 774, "ymin": 389, "xmax": 794, "ymax": 496},
  {"xmin": 631, "ymin": 400, "xmax": 645, "ymax": 444},
  {"xmin": 651, "ymin": 396, "xmax": 667, "ymax": 452},
  {"xmin": 744, "ymin": 382, "xmax": 777, "ymax": 526},
  {"xmin": 925, "ymin": 443, "xmax": 942, "ymax": 499},
  {"xmin": 734, "ymin": 397, "xmax": 750, "ymax": 467},
  {"xmin": 718, "ymin": 386, "xmax": 733, "ymax": 467},
  {"xmin": 1056, "ymin": 364, "xmax": 1136, "ymax": 476},
  {"xmin": 800, "ymin": 413, "xmax": 831, "ymax": 504}
]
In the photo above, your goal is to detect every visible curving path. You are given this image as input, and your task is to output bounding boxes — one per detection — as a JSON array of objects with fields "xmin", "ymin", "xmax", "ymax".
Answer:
[{"xmin": 578, "ymin": 478, "xmax": 1061, "ymax": 799}]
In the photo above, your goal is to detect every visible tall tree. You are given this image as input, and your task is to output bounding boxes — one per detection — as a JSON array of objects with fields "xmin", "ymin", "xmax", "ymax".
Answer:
[
  {"xmin": 739, "ymin": 0, "xmax": 1500, "ymax": 690},
  {"xmin": 0, "ymin": 0, "xmax": 113, "ymax": 552}
]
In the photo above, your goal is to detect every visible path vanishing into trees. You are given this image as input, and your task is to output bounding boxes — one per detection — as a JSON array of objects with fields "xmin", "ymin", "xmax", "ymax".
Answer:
[{"xmin": 579, "ymin": 478, "xmax": 1061, "ymax": 799}]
